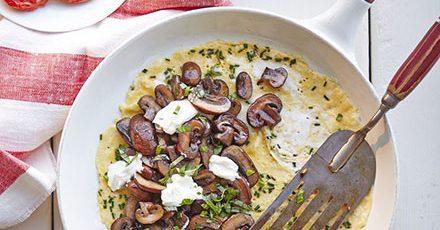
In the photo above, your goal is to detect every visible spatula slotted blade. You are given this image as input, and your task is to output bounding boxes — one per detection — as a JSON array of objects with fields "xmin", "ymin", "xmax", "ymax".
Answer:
[{"xmin": 251, "ymin": 130, "xmax": 376, "ymax": 230}]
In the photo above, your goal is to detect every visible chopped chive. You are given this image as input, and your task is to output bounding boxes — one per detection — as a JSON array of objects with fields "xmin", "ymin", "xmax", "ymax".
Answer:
[
  {"xmin": 323, "ymin": 81, "xmax": 327, "ymax": 87},
  {"xmin": 245, "ymin": 169, "xmax": 255, "ymax": 176},
  {"xmin": 173, "ymin": 105, "xmax": 181, "ymax": 115},
  {"xmin": 323, "ymin": 95, "xmax": 330, "ymax": 101},
  {"xmin": 336, "ymin": 113, "xmax": 343, "ymax": 122},
  {"xmin": 142, "ymin": 68, "xmax": 148, "ymax": 73},
  {"xmin": 314, "ymin": 123, "xmax": 321, "ymax": 126},
  {"xmin": 165, "ymin": 58, "xmax": 170, "ymax": 62},
  {"xmin": 99, "ymin": 134, "xmax": 102, "ymax": 140},
  {"xmin": 311, "ymin": 86, "xmax": 317, "ymax": 91}
]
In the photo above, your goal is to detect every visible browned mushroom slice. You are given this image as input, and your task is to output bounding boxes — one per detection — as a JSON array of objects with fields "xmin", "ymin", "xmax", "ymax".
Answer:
[
  {"xmin": 166, "ymin": 145, "xmax": 179, "ymax": 161},
  {"xmin": 188, "ymin": 92, "xmax": 231, "ymax": 115},
  {"xmin": 213, "ymin": 113, "xmax": 249, "ymax": 146},
  {"xmin": 221, "ymin": 145, "xmax": 259, "ymax": 188},
  {"xmin": 176, "ymin": 119, "xmax": 205, "ymax": 159},
  {"xmin": 200, "ymin": 137, "xmax": 213, "ymax": 168},
  {"xmin": 139, "ymin": 165, "xmax": 159, "ymax": 181},
  {"xmin": 201, "ymin": 78, "xmax": 229, "ymax": 97},
  {"xmin": 127, "ymin": 181, "xmax": 152, "ymax": 201},
  {"xmin": 123, "ymin": 196, "xmax": 139, "ymax": 219},
  {"xmin": 226, "ymin": 99, "xmax": 242, "ymax": 116},
  {"xmin": 258, "ymin": 67, "xmax": 288, "ymax": 88},
  {"xmin": 138, "ymin": 95, "xmax": 161, "ymax": 121},
  {"xmin": 236, "ymin": 71, "xmax": 253, "ymax": 100},
  {"xmin": 193, "ymin": 169, "xmax": 216, "ymax": 186},
  {"xmin": 181, "ymin": 62, "xmax": 202, "ymax": 86},
  {"xmin": 134, "ymin": 173, "xmax": 166, "ymax": 193},
  {"xmin": 187, "ymin": 215, "xmax": 222, "ymax": 230},
  {"xmin": 187, "ymin": 199, "xmax": 205, "ymax": 217},
  {"xmin": 111, "ymin": 217, "xmax": 133, "ymax": 230},
  {"xmin": 155, "ymin": 160, "xmax": 171, "ymax": 176},
  {"xmin": 246, "ymin": 93, "xmax": 283, "ymax": 128},
  {"xmin": 155, "ymin": 84, "xmax": 175, "ymax": 107},
  {"xmin": 220, "ymin": 213, "xmax": 254, "ymax": 230},
  {"xmin": 135, "ymin": 202, "xmax": 164, "ymax": 224},
  {"xmin": 116, "ymin": 118, "xmax": 132, "ymax": 146},
  {"xmin": 169, "ymin": 75, "xmax": 184, "ymax": 99},
  {"xmin": 129, "ymin": 114, "xmax": 157, "ymax": 155},
  {"xmin": 222, "ymin": 177, "xmax": 252, "ymax": 204}
]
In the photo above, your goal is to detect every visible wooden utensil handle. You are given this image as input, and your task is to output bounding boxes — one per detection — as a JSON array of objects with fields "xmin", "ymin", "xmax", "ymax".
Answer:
[{"xmin": 387, "ymin": 18, "xmax": 440, "ymax": 101}]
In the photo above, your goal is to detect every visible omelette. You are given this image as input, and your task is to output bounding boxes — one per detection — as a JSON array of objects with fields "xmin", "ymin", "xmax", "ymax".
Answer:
[{"xmin": 95, "ymin": 40, "xmax": 372, "ymax": 229}]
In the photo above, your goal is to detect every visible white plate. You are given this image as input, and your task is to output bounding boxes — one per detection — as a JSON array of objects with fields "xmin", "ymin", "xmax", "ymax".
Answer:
[
  {"xmin": 57, "ymin": 7, "xmax": 397, "ymax": 229},
  {"xmin": 0, "ymin": 0, "xmax": 124, "ymax": 32}
]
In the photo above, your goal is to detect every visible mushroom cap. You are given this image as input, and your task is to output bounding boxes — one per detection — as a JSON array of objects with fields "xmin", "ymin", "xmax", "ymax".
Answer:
[
  {"xmin": 246, "ymin": 93, "xmax": 283, "ymax": 128},
  {"xmin": 182, "ymin": 61, "xmax": 202, "ymax": 86},
  {"xmin": 193, "ymin": 169, "xmax": 216, "ymax": 186},
  {"xmin": 213, "ymin": 113, "xmax": 249, "ymax": 146},
  {"xmin": 123, "ymin": 196, "xmax": 139, "ymax": 220},
  {"xmin": 220, "ymin": 213, "xmax": 255, "ymax": 230},
  {"xmin": 176, "ymin": 119, "xmax": 205, "ymax": 159},
  {"xmin": 188, "ymin": 90, "xmax": 231, "ymax": 115},
  {"xmin": 135, "ymin": 202, "xmax": 164, "ymax": 225},
  {"xmin": 221, "ymin": 145, "xmax": 259, "ymax": 188},
  {"xmin": 258, "ymin": 67, "xmax": 288, "ymax": 88},
  {"xmin": 129, "ymin": 114, "xmax": 158, "ymax": 155},
  {"xmin": 127, "ymin": 181, "xmax": 152, "ymax": 201},
  {"xmin": 110, "ymin": 217, "xmax": 134, "ymax": 230},
  {"xmin": 236, "ymin": 71, "xmax": 253, "ymax": 100},
  {"xmin": 187, "ymin": 215, "xmax": 222, "ymax": 230},
  {"xmin": 201, "ymin": 78, "xmax": 230, "ymax": 97},
  {"xmin": 116, "ymin": 118, "xmax": 132, "ymax": 146},
  {"xmin": 138, "ymin": 95, "xmax": 161, "ymax": 121},
  {"xmin": 226, "ymin": 100, "xmax": 242, "ymax": 116},
  {"xmin": 154, "ymin": 84, "xmax": 175, "ymax": 107}
]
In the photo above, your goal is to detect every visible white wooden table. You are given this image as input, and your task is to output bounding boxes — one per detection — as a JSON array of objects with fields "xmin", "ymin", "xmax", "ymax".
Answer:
[{"xmin": 7, "ymin": 0, "xmax": 440, "ymax": 229}]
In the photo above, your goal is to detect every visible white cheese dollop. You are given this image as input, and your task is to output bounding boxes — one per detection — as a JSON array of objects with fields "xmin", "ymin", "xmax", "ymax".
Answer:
[
  {"xmin": 107, "ymin": 155, "xmax": 143, "ymax": 192},
  {"xmin": 161, "ymin": 174, "xmax": 203, "ymax": 208},
  {"xmin": 208, "ymin": 155, "xmax": 240, "ymax": 181},
  {"xmin": 152, "ymin": 99, "xmax": 198, "ymax": 135}
]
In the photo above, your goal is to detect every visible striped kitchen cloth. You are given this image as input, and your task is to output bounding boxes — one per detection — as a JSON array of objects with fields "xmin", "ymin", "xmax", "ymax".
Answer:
[{"xmin": 0, "ymin": 0, "xmax": 231, "ymax": 227}]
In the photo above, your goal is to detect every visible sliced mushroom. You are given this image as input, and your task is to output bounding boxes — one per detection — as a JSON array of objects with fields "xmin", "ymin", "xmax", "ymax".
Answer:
[
  {"xmin": 258, "ymin": 67, "xmax": 288, "ymax": 88},
  {"xmin": 220, "ymin": 213, "xmax": 255, "ymax": 230},
  {"xmin": 116, "ymin": 118, "xmax": 132, "ymax": 146},
  {"xmin": 135, "ymin": 202, "xmax": 164, "ymax": 224},
  {"xmin": 138, "ymin": 95, "xmax": 161, "ymax": 121},
  {"xmin": 187, "ymin": 215, "xmax": 222, "ymax": 230},
  {"xmin": 200, "ymin": 137, "xmax": 213, "ymax": 168},
  {"xmin": 246, "ymin": 93, "xmax": 283, "ymax": 128},
  {"xmin": 181, "ymin": 62, "xmax": 202, "ymax": 86},
  {"xmin": 202, "ymin": 78, "xmax": 229, "ymax": 97},
  {"xmin": 166, "ymin": 145, "xmax": 179, "ymax": 161},
  {"xmin": 236, "ymin": 71, "xmax": 253, "ymax": 100},
  {"xmin": 226, "ymin": 100, "xmax": 242, "ymax": 116},
  {"xmin": 155, "ymin": 84, "xmax": 175, "ymax": 107},
  {"xmin": 127, "ymin": 181, "xmax": 152, "ymax": 201},
  {"xmin": 169, "ymin": 75, "xmax": 184, "ymax": 99},
  {"xmin": 123, "ymin": 196, "xmax": 139, "ymax": 219},
  {"xmin": 188, "ymin": 92, "xmax": 231, "ymax": 115},
  {"xmin": 221, "ymin": 145, "xmax": 259, "ymax": 188},
  {"xmin": 213, "ymin": 113, "xmax": 249, "ymax": 146},
  {"xmin": 222, "ymin": 177, "xmax": 252, "ymax": 204},
  {"xmin": 129, "ymin": 114, "xmax": 157, "ymax": 155},
  {"xmin": 111, "ymin": 217, "xmax": 133, "ymax": 230},
  {"xmin": 134, "ymin": 173, "xmax": 166, "ymax": 193},
  {"xmin": 140, "ymin": 165, "xmax": 159, "ymax": 181},
  {"xmin": 176, "ymin": 119, "xmax": 205, "ymax": 159},
  {"xmin": 194, "ymin": 169, "xmax": 216, "ymax": 186},
  {"xmin": 156, "ymin": 160, "xmax": 171, "ymax": 176}
]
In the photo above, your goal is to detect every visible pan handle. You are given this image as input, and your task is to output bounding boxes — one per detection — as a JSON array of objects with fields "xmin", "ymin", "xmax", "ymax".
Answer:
[{"xmin": 302, "ymin": 0, "xmax": 373, "ymax": 61}]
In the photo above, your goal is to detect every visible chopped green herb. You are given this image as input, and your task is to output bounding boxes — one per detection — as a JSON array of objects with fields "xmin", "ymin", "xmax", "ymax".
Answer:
[
  {"xmin": 190, "ymin": 49, "xmax": 196, "ymax": 53},
  {"xmin": 246, "ymin": 50, "xmax": 257, "ymax": 62},
  {"xmin": 195, "ymin": 114, "xmax": 209, "ymax": 127},
  {"xmin": 142, "ymin": 68, "xmax": 148, "ymax": 73},
  {"xmin": 99, "ymin": 134, "xmax": 102, "ymax": 140},
  {"xmin": 314, "ymin": 123, "xmax": 321, "ymax": 126},
  {"xmin": 205, "ymin": 65, "xmax": 222, "ymax": 78},
  {"xmin": 103, "ymin": 172, "xmax": 108, "ymax": 182},
  {"xmin": 180, "ymin": 198, "xmax": 194, "ymax": 206},
  {"xmin": 323, "ymin": 81, "xmax": 327, "ymax": 87},
  {"xmin": 274, "ymin": 57, "xmax": 282, "ymax": 62},
  {"xmin": 289, "ymin": 59, "xmax": 297, "ymax": 66},
  {"xmin": 173, "ymin": 105, "xmax": 181, "ymax": 115},
  {"xmin": 150, "ymin": 75, "xmax": 156, "ymax": 79},
  {"xmin": 323, "ymin": 95, "xmax": 330, "ymax": 101},
  {"xmin": 155, "ymin": 145, "xmax": 162, "ymax": 155},
  {"xmin": 115, "ymin": 145, "xmax": 130, "ymax": 163},
  {"xmin": 245, "ymin": 169, "xmax": 255, "ymax": 176},
  {"xmin": 336, "ymin": 113, "xmax": 343, "ymax": 122},
  {"xmin": 308, "ymin": 106, "xmax": 314, "ymax": 109},
  {"xmin": 213, "ymin": 142, "xmax": 223, "ymax": 155},
  {"xmin": 165, "ymin": 58, "xmax": 170, "ymax": 62},
  {"xmin": 308, "ymin": 147, "xmax": 314, "ymax": 155},
  {"xmin": 173, "ymin": 226, "xmax": 180, "ymax": 230},
  {"xmin": 176, "ymin": 125, "xmax": 191, "ymax": 133},
  {"xmin": 228, "ymin": 92, "xmax": 238, "ymax": 100},
  {"xmin": 200, "ymin": 145, "xmax": 208, "ymax": 152},
  {"xmin": 296, "ymin": 188, "xmax": 305, "ymax": 204},
  {"xmin": 342, "ymin": 220, "xmax": 352, "ymax": 228},
  {"xmin": 170, "ymin": 155, "xmax": 185, "ymax": 168},
  {"xmin": 130, "ymin": 85, "xmax": 135, "ymax": 90},
  {"xmin": 311, "ymin": 86, "xmax": 317, "ymax": 91}
]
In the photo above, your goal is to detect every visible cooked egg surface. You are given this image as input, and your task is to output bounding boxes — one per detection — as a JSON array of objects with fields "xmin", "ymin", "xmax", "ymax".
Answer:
[{"xmin": 96, "ymin": 40, "xmax": 372, "ymax": 229}]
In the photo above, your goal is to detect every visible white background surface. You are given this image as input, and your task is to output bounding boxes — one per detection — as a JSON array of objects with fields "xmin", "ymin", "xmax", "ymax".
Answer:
[{"xmin": 5, "ymin": 0, "xmax": 440, "ymax": 229}]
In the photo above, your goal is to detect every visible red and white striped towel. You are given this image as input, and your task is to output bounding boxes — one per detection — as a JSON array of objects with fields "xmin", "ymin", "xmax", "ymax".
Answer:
[{"xmin": 0, "ymin": 0, "xmax": 231, "ymax": 227}]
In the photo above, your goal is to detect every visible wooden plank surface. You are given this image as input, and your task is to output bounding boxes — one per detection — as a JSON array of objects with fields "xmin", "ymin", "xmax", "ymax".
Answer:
[{"xmin": 370, "ymin": 0, "xmax": 440, "ymax": 229}]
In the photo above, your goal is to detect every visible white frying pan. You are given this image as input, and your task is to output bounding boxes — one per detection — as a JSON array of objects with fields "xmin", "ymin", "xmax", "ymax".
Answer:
[{"xmin": 57, "ymin": 0, "xmax": 397, "ymax": 228}]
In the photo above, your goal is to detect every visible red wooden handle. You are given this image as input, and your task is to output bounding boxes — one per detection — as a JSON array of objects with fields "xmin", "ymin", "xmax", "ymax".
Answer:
[{"xmin": 387, "ymin": 18, "xmax": 440, "ymax": 101}]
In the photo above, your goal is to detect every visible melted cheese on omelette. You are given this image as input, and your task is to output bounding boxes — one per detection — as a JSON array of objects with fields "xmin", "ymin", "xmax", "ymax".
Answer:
[{"xmin": 96, "ymin": 40, "xmax": 372, "ymax": 229}]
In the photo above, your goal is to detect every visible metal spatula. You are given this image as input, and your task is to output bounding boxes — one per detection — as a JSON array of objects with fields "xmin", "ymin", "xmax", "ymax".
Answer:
[{"xmin": 251, "ymin": 19, "xmax": 440, "ymax": 230}]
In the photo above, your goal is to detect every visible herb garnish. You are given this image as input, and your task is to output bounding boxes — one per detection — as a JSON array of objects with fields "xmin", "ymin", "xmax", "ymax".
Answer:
[
  {"xmin": 173, "ymin": 105, "xmax": 181, "ymax": 115},
  {"xmin": 342, "ymin": 220, "xmax": 352, "ymax": 228},
  {"xmin": 336, "ymin": 113, "xmax": 343, "ymax": 122},
  {"xmin": 205, "ymin": 65, "xmax": 222, "ymax": 78},
  {"xmin": 176, "ymin": 125, "xmax": 191, "ymax": 133},
  {"xmin": 323, "ymin": 95, "xmax": 330, "ymax": 101},
  {"xmin": 296, "ymin": 188, "xmax": 305, "ymax": 204},
  {"xmin": 142, "ymin": 68, "xmax": 148, "ymax": 73}
]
